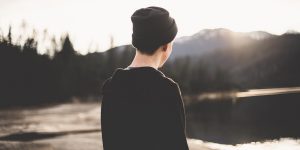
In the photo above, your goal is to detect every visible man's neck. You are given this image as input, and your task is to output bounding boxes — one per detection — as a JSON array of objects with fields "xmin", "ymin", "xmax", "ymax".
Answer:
[{"xmin": 128, "ymin": 51, "xmax": 161, "ymax": 69}]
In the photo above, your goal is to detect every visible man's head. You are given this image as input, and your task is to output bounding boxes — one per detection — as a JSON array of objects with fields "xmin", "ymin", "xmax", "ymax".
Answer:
[{"xmin": 131, "ymin": 6, "xmax": 177, "ymax": 64}]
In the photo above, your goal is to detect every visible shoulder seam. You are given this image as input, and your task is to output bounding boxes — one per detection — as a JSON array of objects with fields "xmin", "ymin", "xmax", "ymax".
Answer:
[
  {"xmin": 101, "ymin": 77, "xmax": 112, "ymax": 94},
  {"xmin": 163, "ymin": 76, "xmax": 178, "ymax": 86}
]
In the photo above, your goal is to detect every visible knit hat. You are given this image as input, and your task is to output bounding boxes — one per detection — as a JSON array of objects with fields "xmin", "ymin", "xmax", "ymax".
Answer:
[{"xmin": 131, "ymin": 6, "xmax": 178, "ymax": 53}]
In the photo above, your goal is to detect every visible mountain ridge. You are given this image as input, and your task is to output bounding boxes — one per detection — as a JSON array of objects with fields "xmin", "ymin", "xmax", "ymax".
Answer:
[{"xmin": 170, "ymin": 28, "xmax": 275, "ymax": 59}]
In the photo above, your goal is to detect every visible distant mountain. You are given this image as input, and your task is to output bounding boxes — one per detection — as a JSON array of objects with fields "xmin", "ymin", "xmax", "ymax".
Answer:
[
  {"xmin": 103, "ymin": 29, "xmax": 300, "ymax": 91},
  {"xmin": 163, "ymin": 32, "xmax": 300, "ymax": 92},
  {"xmin": 246, "ymin": 31, "xmax": 274, "ymax": 40},
  {"xmin": 171, "ymin": 28, "xmax": 275, "ymax": 59},
  {"xmin": 101, "ymin": 30, "xmax": 300, "ymax": 91}
]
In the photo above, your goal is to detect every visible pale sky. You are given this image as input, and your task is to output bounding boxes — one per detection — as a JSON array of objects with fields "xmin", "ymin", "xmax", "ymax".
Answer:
[{"xmin": 0, "ymin": 0, "xmax": 300, "ymax": 54}]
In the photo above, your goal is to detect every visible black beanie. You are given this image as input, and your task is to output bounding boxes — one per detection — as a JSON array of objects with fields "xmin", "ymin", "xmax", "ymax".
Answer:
[{"xmin": 131, "ymin": 6, "xmax": 178, "ymax": 53}]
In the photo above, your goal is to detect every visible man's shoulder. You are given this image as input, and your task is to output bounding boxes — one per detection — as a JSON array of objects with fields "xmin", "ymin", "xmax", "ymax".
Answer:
[
  {"xmin": 101, "ymin": 77, "xmax": 112, "ymax": 94},
  {"xmin": 159, "ymin": 76, "xmax": 180, "ymax": 92},
  {"xmin": 159, "ymin": 74, "xmax": 183, "ymax": 95},
  {"xmin": 162, "ymin": 76, "xmax": 178, "ymax": 86}
]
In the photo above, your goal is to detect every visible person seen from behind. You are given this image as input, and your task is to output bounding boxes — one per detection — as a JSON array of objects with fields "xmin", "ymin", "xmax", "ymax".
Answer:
[{"xmin": 101, "ymin": 6, "xmax": 189, "ymax": 150}]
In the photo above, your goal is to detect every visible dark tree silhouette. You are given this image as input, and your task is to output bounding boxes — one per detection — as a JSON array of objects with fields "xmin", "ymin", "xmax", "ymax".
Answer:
[{"xmin": 0, "ymin": 26, "xmax": 299, "ymax": 106}]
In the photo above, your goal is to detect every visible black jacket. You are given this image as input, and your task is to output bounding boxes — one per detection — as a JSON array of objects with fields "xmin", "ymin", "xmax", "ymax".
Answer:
[{"xmin": 101, "ymin": 67, "xmax": 189, "ymax": 150}]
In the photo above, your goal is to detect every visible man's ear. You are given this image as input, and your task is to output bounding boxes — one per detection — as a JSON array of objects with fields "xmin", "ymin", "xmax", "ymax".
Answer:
[{"xmin": 162, "ymin": 44, "xmax": 168, "ymax": 51}]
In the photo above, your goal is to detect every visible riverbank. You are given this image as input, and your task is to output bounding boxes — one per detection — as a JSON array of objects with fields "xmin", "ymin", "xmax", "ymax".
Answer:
[
  {"xmin": 0, "ymin": 102, "xmax": 214, "ymax": 150},
  {"xmin": 0, "ymin": 102, "xmax": 299, "ymax": 150}
]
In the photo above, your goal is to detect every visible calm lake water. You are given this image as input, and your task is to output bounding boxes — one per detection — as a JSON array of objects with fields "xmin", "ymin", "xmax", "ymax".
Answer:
[
  {"xmin": 0, "ymin": 87, "xmax": 300, "ymax": 150},
  {"xmin": 186, "ymin": 87, "xmax": 300, "ymax": 145}
]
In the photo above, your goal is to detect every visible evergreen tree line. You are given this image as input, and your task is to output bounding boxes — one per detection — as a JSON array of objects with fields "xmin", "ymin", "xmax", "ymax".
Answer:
[
  {"xmin": 1, "ymin": 27, "xmax": 300, "ymax": 106},
  {"xmin": 0, "ymin": 27, "xmax": 135, "ymax": 106}
]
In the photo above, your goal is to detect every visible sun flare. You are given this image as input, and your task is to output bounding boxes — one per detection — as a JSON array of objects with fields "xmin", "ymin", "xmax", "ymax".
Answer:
[{"xmin": 0, "ymin": 0, "xmax": 299, "ymax": 54}]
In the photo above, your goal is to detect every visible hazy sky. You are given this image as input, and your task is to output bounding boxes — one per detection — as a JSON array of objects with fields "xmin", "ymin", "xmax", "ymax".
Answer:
[{"xmin": 0, "ymin": 0, "xmax": 300, "ymax": 54}]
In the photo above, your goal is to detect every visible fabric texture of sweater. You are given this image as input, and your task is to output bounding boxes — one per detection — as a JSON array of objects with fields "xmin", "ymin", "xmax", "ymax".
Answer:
[{"xmin": 101, "ymin": 66, "xmax": 189, "ymax": 150}]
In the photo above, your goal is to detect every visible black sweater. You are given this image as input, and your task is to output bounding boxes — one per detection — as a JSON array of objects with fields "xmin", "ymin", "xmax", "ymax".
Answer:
[{"xmin": 101, "ymin": 67, "xmax": 189, "ymax": 150}]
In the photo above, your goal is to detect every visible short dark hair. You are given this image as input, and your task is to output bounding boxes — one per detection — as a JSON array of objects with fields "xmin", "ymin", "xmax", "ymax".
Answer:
[
  {"xmin": 131, "ymin": 6, "xmax": 177, "ymax": 55},
  {"xmin": 136, "ymin": 45, "xmax": 160, "ymax": 55}
]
